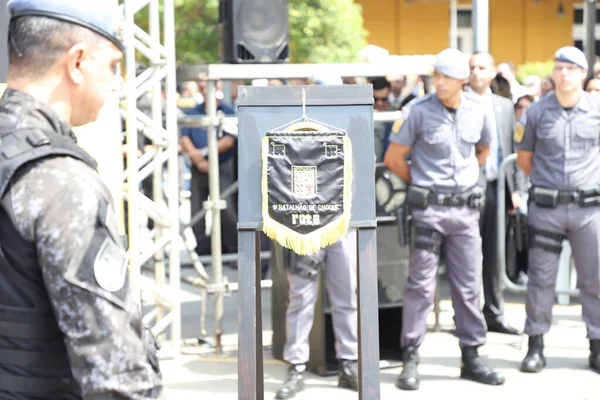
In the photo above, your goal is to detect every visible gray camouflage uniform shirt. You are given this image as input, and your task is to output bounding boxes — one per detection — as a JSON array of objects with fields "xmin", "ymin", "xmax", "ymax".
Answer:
[{"xmin": 0, "ymin": 89, "xmax": 163, "ymax": 399}]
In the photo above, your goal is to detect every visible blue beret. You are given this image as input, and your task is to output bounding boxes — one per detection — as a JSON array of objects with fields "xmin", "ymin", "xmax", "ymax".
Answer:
[
  {"xmin": 7, "ymin": 0, "xmax": 125, "ymax": 52},
  {"xmin": 554, "ymin": 46, "xmax": 588, "ymax": 70},
  {"xmin": 433, "ymin": 48, "xmax": 470, "ymax": 80}
]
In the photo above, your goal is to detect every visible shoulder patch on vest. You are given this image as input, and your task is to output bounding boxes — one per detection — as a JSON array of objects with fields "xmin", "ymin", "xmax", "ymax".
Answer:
[
  {"xmin": 513, "ymin": 122, "xmax": 525, "ymax": 144},
  {"xmin": 93, "ymin": 238, "xmax": 128, "ymax": 293}
]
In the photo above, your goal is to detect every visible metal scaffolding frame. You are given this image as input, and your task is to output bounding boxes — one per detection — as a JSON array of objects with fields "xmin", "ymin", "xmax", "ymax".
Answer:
[{"xmin": 122, "ymin": 0, "xmax": 181, "ymax": 355}]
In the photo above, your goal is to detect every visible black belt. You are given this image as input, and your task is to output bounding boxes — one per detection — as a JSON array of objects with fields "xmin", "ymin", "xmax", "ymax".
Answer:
[
  {"xmin": 556, "ymin": 191, "xmax": 580, "ymax": 205},
  {"xmin": 427, "ymin": 192, "xmax": 471, "ymax": 207},
  {"xmin": 529, "ymin": 187, "xmax": 580, "ymax": 205}
]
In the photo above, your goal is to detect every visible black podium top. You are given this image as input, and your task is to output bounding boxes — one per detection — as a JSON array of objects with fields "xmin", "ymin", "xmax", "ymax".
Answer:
[{"xmin": 236, "ymin": 84, "xmax": 377, "ymax": 230}]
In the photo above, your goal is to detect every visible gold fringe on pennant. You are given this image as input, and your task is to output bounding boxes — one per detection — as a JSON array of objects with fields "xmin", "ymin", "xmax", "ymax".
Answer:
[{"xmin": 261, "ymin": 135, "xmax": 353, "ymax": 255}]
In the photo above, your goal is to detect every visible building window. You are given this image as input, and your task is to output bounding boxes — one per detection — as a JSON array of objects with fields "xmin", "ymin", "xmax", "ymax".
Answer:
[
  {"xmin": 457, "ymin": 9, "xmax": 472, "ymax": 28},
  {"xmin": 573, "ymin": 8, "xmax": 600, "ymax": 24},
  {"xmin": 454, "ymin": 7, "xmax": 473, "ymax": 54},
  {"xmin": 572, "ymin": 3, "xmax": 599, "ymax": 56},
  {"xmin": 573, "ymin": 40, "xmax": 600, "ymax": 58}
]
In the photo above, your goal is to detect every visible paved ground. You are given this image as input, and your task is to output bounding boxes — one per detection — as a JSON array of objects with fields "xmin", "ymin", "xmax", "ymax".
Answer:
[{"xmin": 153, "ymin": 265, "xmax": 598, "ymax": 400}]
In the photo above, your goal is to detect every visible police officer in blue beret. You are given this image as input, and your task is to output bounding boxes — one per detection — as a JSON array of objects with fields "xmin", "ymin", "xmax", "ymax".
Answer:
[
  {"xmin": 515, "ymin": 46, "xmax": 600, "ymax": 375},
  {"xmin": 0, "ymin": 1, "xmax": 164, "ymax": 398},
  {"xmin": 384, "ymin": 48, "xmax": 506, "ymax": 390}
]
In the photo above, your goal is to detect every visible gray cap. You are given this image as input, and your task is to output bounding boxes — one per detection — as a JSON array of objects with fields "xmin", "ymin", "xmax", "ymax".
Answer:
[
  {"xmin": 433, "ymin": 48, "xmax": 470, "ymax": 80},
  {"xmin": 554, "ymin": 46, "xmax": 588, "ymax": 70},
  {"xmin": 7, "ymin": 0, "xmax": 125, "ymax": 51}
]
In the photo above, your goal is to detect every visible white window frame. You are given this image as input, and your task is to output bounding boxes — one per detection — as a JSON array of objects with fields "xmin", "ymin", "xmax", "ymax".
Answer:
[
  {"xmin": 572, "ymin": 2, "xmax": 600, "ymax": 42},
  {"xmin": 456, "ymin": 4, "xmax": 474, "ymax": 55}
]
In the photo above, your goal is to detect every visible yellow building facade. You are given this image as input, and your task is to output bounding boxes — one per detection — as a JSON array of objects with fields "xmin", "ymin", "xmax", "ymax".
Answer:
[{"xmin": 355, "ymin": 0, "xmax": 586, "ymax": 65}]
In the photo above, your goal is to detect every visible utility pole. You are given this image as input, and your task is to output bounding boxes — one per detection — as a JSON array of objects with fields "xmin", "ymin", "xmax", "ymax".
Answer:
[
  {"xmin": 450, "ymin": 0, "xmax": 458, "ymax": 49},
  {"xmin": 473, "ymin": 0, "xmax": 490, "ymax": 53},
  {"xmin": 584, "ymin": 0, "xmax": 597, "ymax": 77}
]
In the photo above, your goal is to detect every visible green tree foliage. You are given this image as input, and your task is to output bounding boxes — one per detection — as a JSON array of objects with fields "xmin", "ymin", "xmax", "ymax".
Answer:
[
  {"xmin": 288, "ymin": 0, "xmax": 367, "ymax": 63},
  {"xmin": 516, "ymin": 60, "xmax": 554, "ymax": 83},
  {"xmin": 169, "ymin": 0, "xmax": 367, "ymax": 64},
  {"xmin": 173, "ymin": 0, "xmax": 221, "ymax": 64}
]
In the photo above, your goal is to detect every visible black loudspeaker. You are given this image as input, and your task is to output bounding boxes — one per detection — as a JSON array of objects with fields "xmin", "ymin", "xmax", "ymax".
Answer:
[
  {"xmin": 219, "ymin": 0, "xmax": 290, "ymax": 64},
  {"xmin": 271, "ymin": 193, "xmax": 409, "ymax": 376}
]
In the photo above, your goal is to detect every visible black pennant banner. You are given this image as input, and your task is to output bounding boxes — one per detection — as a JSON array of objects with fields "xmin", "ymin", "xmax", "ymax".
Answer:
[{"xmin": 261, "ymin": 130, "xmax": 353, "ymax": 255}]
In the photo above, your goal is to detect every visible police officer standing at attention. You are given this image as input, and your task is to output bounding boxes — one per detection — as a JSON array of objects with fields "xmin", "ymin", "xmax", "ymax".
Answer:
[
  {"xmin": 384, "ymin": 48, "xmax": 505, "ymax": 390},
  {"xmin": 0, "ymin": 1, "xmax": 164, "ymax": 398},
  {"xmin": 515, "ymin": 46, "xmax": 600, "ymax": 374},
  {"xmin": 275, "ymin": 230, "xmax": 358, "ymax": 399}
]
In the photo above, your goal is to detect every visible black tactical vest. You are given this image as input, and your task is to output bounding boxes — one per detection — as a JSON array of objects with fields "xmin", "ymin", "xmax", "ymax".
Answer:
[{"xmin": 0, "ymin": 111, "xmax": 97, "ymax": 399}]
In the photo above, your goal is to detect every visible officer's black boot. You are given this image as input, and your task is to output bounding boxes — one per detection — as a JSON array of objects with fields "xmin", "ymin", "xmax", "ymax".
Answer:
[
  {"xmin": 520, "ymin": 335, "xmax": 546, "ymax": 373},
  {"xmin": 275, "ymin": 364, "xmax": 305, "ymax": 399},
  {"xmin": 396, "ymin": 345, "xmax": 420, "ymax": 390},
  {"xmin": 589, "ymin": 339, "xmax": 600, "ymax": 373},
  {"xmin": 460, "ymin": 346, "xmax": 505, "ymax": 385},
  {"xmin": 338, "ymin": 359, "xmax": 358, "ymax": 391}
]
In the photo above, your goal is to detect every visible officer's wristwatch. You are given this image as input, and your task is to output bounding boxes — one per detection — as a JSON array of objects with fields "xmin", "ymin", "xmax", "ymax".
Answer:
[{"xmin": 201, "ymin": 148, "xmax": 208, "ymax": 158}]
